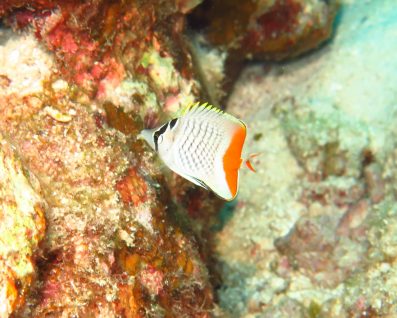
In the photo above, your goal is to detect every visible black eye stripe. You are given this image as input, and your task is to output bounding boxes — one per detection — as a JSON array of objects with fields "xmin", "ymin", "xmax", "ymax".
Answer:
[
  {"xmin": 169, "ymin": 118, "xmax": 178, "ymax": 129},
  {"xmin": 153, "ymin": 123, "xmax": 168, "ymax": 151},
  {"xmin": 158, "ymin": 123, "xmax": 168, "ymax": 135},
  {"xmin": 154, "ymin": 132, "xmax": 159, "ymax": 151}
]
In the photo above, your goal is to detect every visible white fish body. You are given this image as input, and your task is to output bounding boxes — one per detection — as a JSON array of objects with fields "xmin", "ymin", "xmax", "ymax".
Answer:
[{"xmin": 140, "ymin": 103, "xmax": 247, "ymax": 201}]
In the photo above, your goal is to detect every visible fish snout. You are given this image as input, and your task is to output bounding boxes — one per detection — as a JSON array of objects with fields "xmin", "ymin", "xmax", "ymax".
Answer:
[{"xmin": 139, "ymin": 129, "xmax": 156, "ymax": 149}]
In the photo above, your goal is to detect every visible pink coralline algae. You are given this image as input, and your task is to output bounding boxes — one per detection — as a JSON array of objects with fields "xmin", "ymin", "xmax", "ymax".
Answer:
[
  {"xmin": 139, "ymin": 266, "xmax": 164, "ymax": 296},
  {"xmin": 33, "ymin": 5, "xmax": 125, "ymax": 98},
  {"xmin": 2, "ymin": 0, "xmax": 201, "ymax": 104}
]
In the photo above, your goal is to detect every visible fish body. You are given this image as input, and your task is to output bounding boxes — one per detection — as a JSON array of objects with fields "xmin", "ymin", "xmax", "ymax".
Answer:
[{"xmin": 140, "ymin": 103, "xmax": 247, "ymax": 201}]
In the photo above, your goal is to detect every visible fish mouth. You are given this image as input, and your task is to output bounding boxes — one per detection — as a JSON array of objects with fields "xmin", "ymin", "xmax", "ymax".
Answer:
[{"xmin": 139, "ymin": 129, "xmax": 156, "ymax": 149}]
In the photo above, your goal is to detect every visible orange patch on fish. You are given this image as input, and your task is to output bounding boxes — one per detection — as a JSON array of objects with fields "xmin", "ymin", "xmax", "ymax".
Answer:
[{"xmin": 223, "ymin": 125, "xmax": 246, "ymax": 198}]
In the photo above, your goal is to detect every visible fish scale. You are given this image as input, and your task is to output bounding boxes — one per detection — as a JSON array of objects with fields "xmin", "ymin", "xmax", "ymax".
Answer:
[{"xmin": 178, "ymin": 120, "xmax": 221, "ymax": 175}]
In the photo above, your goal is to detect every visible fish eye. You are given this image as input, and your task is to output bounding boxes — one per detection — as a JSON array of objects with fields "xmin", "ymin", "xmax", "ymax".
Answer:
[{"xmin": 158, "ymin": 134, "xmax": 164, "ymax": 144}]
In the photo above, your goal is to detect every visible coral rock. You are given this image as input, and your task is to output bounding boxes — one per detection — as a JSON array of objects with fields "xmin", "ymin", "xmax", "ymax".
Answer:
[
  {"xmin": 190, "ymin": 0, "xmax": 338, "ymax": 61},
  {"xmin": 0, "ymin": 133, "xmax": 46, "ymax": 317},
  {"xmin": 0, "ymin": 1, "xmax": 216, "ymax": 316}
]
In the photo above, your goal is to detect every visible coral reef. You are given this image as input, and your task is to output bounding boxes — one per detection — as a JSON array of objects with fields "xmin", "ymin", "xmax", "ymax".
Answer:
[
  {"xmin": 0, "ymin": 1, "xmax": 218, "ymax": 316},
  {"xmin": 1, "ymin": 0, "xmax": 393, "ymax": 316},
  {"xmin": 214, "ymin": 0, "xmax": 397, "ymax": 316}
]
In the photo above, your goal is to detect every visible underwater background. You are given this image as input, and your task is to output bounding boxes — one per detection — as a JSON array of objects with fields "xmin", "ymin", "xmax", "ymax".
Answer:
[{"xmin": 0, "ymin": 0, "xmax": 395, "ymax": 317}]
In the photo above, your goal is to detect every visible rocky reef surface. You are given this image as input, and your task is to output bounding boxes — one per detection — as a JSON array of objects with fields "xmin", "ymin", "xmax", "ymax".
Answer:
[
  {"xmin": 190, "ymin": 0, "xmax": 338, "ymax": 61},
  {"xmin": 0, "ymin": 1, "xmax": 216, "ymax": 317},
  {"xmin": 216, "ymin": 0, "xmax": 397, "ymax": 317},
  {"xmin": 189, "ymin": 0, "xmax": 338, "ymax": 104}
]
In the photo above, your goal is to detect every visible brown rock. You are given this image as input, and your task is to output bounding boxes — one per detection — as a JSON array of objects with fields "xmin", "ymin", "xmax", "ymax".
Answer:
[{"xmin": 190, "ymin": 0, "xmax": 339, "ymax": 61}]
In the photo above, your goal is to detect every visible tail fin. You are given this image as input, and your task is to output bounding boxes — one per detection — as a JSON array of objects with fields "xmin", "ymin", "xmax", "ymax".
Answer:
[{"xmin": 244, "ymin": 153, "xmax": 261, "ymax": 172}]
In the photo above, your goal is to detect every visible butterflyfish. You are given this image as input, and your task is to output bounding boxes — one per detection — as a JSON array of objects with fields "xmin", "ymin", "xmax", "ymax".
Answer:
[{"xmin": 140, "ymin": 102, "xmax": 253, "ymax": 201}]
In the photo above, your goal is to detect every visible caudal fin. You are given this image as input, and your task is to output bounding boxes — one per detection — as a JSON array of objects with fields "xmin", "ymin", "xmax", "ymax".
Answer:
[{"xmin": 244, "ymin": 153, "xmax": 261, "ymax": 172}]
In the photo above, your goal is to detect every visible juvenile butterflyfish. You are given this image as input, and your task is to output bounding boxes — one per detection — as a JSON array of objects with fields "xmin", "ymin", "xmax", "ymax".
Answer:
[{"xmin": 140, "ymin": 102, "xmax": 255, "ymax": 201}]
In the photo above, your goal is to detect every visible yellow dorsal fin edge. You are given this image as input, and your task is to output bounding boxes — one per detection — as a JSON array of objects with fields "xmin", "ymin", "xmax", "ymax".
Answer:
[
  {"xmin": 178, "ymin": 101, "xmax": 245, "ymax": 128},
  {"xmin": 180, "ymin": 101, "xmax": 222, "ymax": 116}
]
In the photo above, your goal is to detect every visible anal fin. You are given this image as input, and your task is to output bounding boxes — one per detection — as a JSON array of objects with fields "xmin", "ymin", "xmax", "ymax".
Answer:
[{"xmin": 177, "ymin": 171, "xmax": 209, "ymax": 190}]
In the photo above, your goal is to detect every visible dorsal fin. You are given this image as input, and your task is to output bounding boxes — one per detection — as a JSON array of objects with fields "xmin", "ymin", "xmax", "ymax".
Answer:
[
  {"xmin": 180, "ymin": 102, "xmax": 246, "ymax": 127},
  {"xmin": 180, "ymin": 102, "xmax": 222, "ymax": 116}
]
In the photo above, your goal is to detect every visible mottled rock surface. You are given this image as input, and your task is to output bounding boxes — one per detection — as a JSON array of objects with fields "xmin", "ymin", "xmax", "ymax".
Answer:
[
  {"xmin": 189, "ymin": 0, "xmax": 338, "ymax": 105},
  {"xmin": 0, "ymin": 133, "xmax": 46, "ymax": 318},
  {"xmin": 190, "ymin": 0, "xmax": 338, "ymax": 61},
  {"xmin": 0, "ymin": 1, "xmax": 218, "ymax": 316}
]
